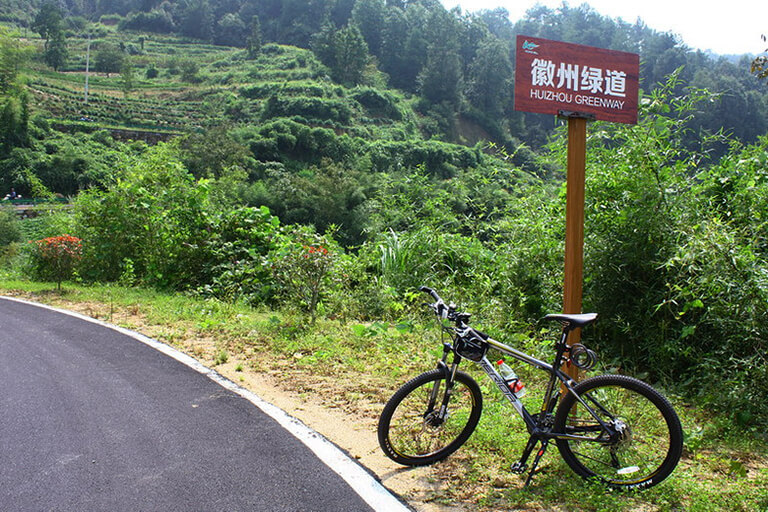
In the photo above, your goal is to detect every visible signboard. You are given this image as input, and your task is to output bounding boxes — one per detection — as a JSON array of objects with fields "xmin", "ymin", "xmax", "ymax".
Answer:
[{"xmin": 514, "ymin": 35, "xmax": 640, "ymax": 124}]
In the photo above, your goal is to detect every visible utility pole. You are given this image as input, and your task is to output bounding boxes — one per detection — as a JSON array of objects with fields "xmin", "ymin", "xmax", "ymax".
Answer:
[{"xmin": 84, "ymin": 34, "xmax": 91, "ymax": 104}]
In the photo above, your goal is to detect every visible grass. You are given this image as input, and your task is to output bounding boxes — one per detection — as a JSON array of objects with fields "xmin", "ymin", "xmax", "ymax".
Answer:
[{"xmin": 1, "ymin": 278, "xmax": 767, "ymax": 511}]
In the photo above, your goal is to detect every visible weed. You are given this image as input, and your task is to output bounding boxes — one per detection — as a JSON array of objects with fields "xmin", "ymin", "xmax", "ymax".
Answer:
[{"xmin": 213, "ymin": 349, "xmax": 228, "ymax": 366}]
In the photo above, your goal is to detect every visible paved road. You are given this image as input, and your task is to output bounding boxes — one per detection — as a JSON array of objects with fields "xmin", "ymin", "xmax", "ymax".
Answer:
[{"xmin": 0, "ymin": 297, "xmax": 407, "ymax": 511}]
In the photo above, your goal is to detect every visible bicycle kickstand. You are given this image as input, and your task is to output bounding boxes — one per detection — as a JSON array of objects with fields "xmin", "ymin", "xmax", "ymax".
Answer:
[
  {"xmin": 510, "ymin": 435, "xmax": 538, "ymax": 475},
  {"xmin": 523, "ymin": 439, "xmax": 550, "ymax": 487}
]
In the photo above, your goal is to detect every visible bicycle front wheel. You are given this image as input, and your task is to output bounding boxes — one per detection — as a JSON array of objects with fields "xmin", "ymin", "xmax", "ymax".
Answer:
[
  {"xmin": 378, "ymin": 369, "xmax": 482, "ymax": 466},
  {"xmin": 554, "ymin": 374, "xmax": 683, "ymax": 490}
]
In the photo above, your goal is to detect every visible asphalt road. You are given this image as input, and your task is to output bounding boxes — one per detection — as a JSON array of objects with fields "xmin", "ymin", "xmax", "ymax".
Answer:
[{"xmin": 0, "ymin": 297, "xmax": 407, "ymax": 511}]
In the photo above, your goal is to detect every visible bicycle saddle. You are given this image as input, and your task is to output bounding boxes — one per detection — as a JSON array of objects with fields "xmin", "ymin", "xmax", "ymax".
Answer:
[{"xmin": 544, "ymin": 313, "xmax": 598, "ymax": 329}]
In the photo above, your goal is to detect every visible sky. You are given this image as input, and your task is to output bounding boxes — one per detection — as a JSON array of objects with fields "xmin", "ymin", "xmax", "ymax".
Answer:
[{"xmin": 441, "ymin": 0, "xmax": 766, "ymax": 56}]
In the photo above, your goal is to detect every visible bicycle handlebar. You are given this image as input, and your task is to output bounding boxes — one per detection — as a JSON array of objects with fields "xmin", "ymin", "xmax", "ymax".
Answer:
[
  {"xmin": 420, "ymin": 286, "xmax": 472, "ymax": 327},
  {"xmin": 420, "ymin": 286, "xmax": 449, "ymax": 320},
  {"xmin": 419, "ymin": 286, "xmax": 441, "ymax": 302}
]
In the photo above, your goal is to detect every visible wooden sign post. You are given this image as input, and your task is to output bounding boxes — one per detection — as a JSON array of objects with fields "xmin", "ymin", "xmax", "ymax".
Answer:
[
  {"xmin": 514, "ymin": 36, "xmax": 640, "ymax": 380},
  {"xmin": 563, "ymin": 114, "xmax": 588, "ymax": 321}
]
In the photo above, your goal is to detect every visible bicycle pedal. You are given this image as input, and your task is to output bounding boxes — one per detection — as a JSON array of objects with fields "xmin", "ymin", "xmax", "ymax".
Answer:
[{"xmin": 510, "ymin": 462, "xmax": 527, "ymax": 474}]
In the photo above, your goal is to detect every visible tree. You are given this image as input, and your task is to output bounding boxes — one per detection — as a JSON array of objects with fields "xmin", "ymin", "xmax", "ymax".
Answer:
[
  {"xmin": 246, "ymin": 15, "xmax": 262, "ymax": 58},
  {"xmin": 28, "ymin": 235, "xmax": 83, "ymax": 291},
  {"xmin": 180, "ymin": 59, "xmax": 200, "ymax": 82},
  {"xmin": 214, "ymin": 13, "xmax": 247, "ymax": 47},
  {"xmin": 94, "ymin": 43, "xmax": 124, "ymax": 77},
  {"xmin": 466, "ymin": 36, "xmax": 513, "ymax": 117},
  {"xmin": 417, "ymin": 9, "xmax": 463, "ymax": 106},
  {"xmin": 330, "ymin": 0, "xmax": 356, "ymax": 28},
  {"xmin": 0, "ymin": 93, "xmax": 29, "ymax": 154},
  {"xmin": 179, "ymin": 126, "xmax": 251, "ymax": 179},
  {"xmin": 457, "ymin": 14, "xmax": 491, "ymax": 74},
  {"xmin": 397, "ymin": 3, "xmax": 431, "ymax": 92},
  {"xmin": 311, "ymin": 22, "xmax": 337, "ymax": 69},
  {"xmin": 179, "ymin": 0, "xmax": 214, "ymax": 41},
  {"xmin": 31, "ymin": 2, "xmax": 63, "ymax": 49},
  {"xmin": 275, "ymin": 0, "xmax": 327, "ymax": 48},
  {"xmin": 333, "ymin": 24, "xmax": 370, "ymax": 86},
  {"xmin": 379, "ymin": 6, "xmax": 408, "ymax": 85},
  {"xmin": 751, "ymin": 35, "xmax": 768, "ymax": 82},
  {"xmin": 351, "ymin": 0, "xmax": 386, "ymax": 58},
  {"xmin": 311, "ymin": 23, "xmax": 371, "ymax": 86},
  {"xmin": 44, "ymin": 29, "xmax": 68, "ymax": 71},
  {"xmin": 120, "ymin": 57, "xmax": 134, "ymax": 97},
  {"xmin": 0, "ymin": 27, "xmax": 33, "ymax": 94}
]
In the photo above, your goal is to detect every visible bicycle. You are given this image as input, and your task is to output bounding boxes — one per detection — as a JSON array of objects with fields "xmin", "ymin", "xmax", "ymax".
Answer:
[{"xmin": 377, "ymin": 287, "xmax": 683, "ymax": 490}]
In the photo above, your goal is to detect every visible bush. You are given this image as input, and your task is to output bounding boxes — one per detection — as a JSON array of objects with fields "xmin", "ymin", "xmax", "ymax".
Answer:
[
  {"xmin": 567, "ymin": 79, "xmax": 768, "ymax": 426},
  {"xmin": 75, "ymin": 143, "xmax": 212, "ymax": 288},
  {"xmin": 119, "ymin": 10, "xmax": 175, "ymax": 34},
  {"xmin": 27, "ymin": 235, "xmax": 82, "ymax": 290},
  {"xmin": 271, "ymin": 227, "xmax": 340, "ymax": 321},
  {"xmin": 261, "ymin": 95, "xmax": 354, "ymax": 124},
  {"xmin": 367, "ymin": 140, "xmax": 481, "ymax": 177},
  {"xmin": 196, "ymin": 206, "xmax": 281, "ymax": 305},
  {"xmin": 351, "ymin": 88, "xmax": 402, "ymax": 120},
  {"xmin": 0, "ymin": 207, "xmax": 21, "ymax": 247}
]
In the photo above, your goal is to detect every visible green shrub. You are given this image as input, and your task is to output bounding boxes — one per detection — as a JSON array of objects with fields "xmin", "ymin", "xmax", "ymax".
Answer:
[
  {"xmin": 351, "ymin": 88, "xmax": 402, "ymax": 120},
  {"xmin": 261, "ymin": 95, "xmax": 354, "ymax": 124},
  {"xmin": 271, "ymin": 227, "xmax": 340, "ymax": 321},
  {"xmin": 195, "ymin": 206, "xmax": 281, "ymax": 305},
  {"xmin": 26, "ymin": 234, "xmax": 82, "ymax": 290},
  {"xmin": 0, "ymin": 207, "xmax": 21, "ymax": 247},
  {"xmin": 75, "ymin": 143, "xmax": 212, "ymax": 288}
]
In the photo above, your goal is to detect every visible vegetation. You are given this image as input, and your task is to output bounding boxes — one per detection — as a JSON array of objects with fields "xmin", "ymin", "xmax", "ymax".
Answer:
[
  {"xmin": 0, "ymin": 1, "xmax": 767, "ymax": 509},
  {"xmin": 26, "ymin": 233, "xmax": 81, "ymax": 289}
]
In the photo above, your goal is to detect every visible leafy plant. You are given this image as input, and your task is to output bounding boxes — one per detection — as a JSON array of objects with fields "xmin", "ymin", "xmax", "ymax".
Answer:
[
  {"xmin": 195, "ymin": 205, "xmax": 281, "ymax": 305},
  {"xmin": 27, "ymin": 234, "xmax": 82, "ymax": 290},
  {"xmin": 213, "ymin": 349, "xmax": 228, "ymax": 366},
  {"xmin": 271, "ymin": 227, "xmax": 338, "ymax": 322},
  {"xmin": 74, "ymin": 142, "xmax": 212, "ymax": 288},
  {"xmin": 0, "ymin": 207, "xmax": 21, "ymax": 247}
]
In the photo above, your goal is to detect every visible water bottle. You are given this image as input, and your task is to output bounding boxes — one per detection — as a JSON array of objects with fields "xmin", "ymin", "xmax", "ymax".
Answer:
[{"xmin": 496, "ymin": 360, "xmax": 527, "ymax": 398}]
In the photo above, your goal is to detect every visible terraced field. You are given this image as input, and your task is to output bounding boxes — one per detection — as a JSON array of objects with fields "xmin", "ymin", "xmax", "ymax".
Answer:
[
  {"xmin": 20, "ymin": 27, "xmax": 422, "ymax": 152},
  {"xmin": 28, "ymin": 77, "xmax": 214, "ymax": 131}
]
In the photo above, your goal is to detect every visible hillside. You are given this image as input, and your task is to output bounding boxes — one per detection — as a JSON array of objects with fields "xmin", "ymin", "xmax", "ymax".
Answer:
[
  {"xmin": 5, "ymin": 0, "xmax": 767, "ymax": 152},
  {"xmin": 25, "ymin": 35, "xmax": 412, "ymax": 136}
]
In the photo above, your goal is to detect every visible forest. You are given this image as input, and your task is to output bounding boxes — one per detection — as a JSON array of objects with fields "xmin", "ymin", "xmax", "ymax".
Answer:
[{"xmin": 1, "ymin": 1, "xmax": 768, "ymax": 507}]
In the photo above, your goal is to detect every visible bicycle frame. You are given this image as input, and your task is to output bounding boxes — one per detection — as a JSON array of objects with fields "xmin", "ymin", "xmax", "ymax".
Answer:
[
  {"xmin": 439, "ymin": 327, "xmax": 615, "ymax": 444},
  {"xmin": 432, "ymin": 327, "xmax": 616, "ymax": 484}
]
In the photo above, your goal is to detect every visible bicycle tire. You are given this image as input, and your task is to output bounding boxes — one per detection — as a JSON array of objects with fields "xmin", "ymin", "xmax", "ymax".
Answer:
[
  {"xmin": 378, "ymin": 369, "xmax": 483, "ymax": 466},
  {"xmin": 553, "ymin": 374, "xmax": 683, "ymax": 490}
]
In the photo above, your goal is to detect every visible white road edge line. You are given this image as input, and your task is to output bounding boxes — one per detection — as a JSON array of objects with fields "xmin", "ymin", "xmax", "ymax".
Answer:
[{"xmin": 2, "ymin": 296, "xmax": 412, "ymax": 512}]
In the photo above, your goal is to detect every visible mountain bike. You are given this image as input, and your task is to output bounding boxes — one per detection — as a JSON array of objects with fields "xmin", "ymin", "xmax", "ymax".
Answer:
[{"xmin": 377, "ymin": 287, "xmax": 683, "ymax": 490}]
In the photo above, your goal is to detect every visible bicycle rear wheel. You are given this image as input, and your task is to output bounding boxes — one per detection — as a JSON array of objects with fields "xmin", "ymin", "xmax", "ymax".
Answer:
[
  {"xmin": 553, "ymin": 374, "xmax": 682, "ymax": 490},
  {"xmin": 378, "ymin": 369, "xmax": 482, "ymax": 466}
]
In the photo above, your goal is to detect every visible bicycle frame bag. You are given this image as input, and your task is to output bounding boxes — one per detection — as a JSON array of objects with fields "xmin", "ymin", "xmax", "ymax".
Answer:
[{"xmin": 455, "ymin": 333, "xmax": 488, "ymax": 361}]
